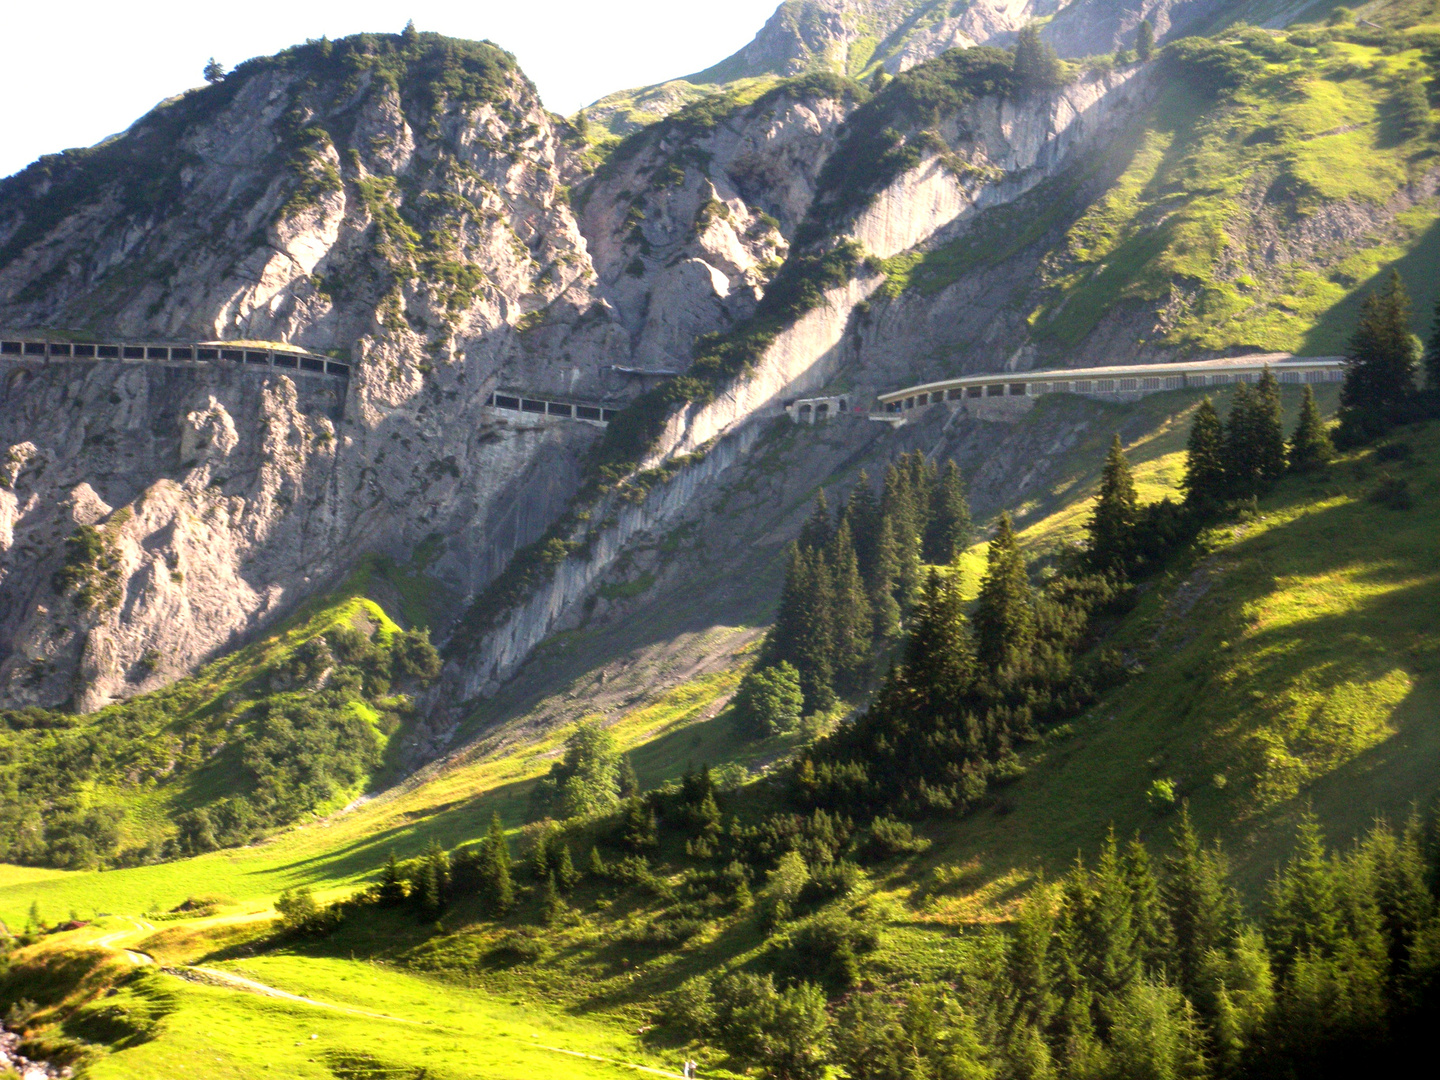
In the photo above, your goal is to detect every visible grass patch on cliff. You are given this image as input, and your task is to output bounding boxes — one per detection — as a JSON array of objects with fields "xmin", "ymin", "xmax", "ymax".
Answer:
[
  {"xmin": 0, "ymin": 570, "xmax": 443, "ymax": 873},
  {"xmin": 1025, "ymin": 27, "xmax": 1440, "ymax": 354}
]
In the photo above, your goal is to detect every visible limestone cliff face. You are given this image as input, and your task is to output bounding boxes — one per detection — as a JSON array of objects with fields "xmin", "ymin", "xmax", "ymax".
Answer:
[
  {"xmin": 580, "ymin": 79, "xmax": 864, "ymax": 374},
  {"xmin": 440, "ymin": 66, "xmax": 1153, "ymax": 701},
  {"xmin": 0, "ymin": 34, "xmax": 634, "ymax": 709}
]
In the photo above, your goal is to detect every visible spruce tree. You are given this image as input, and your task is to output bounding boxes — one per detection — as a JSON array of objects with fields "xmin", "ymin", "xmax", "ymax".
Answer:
[
  {"xmin": 924, "ymin": 460, "xmax": 971, "ymax": 564},
  {"xmin": 1224, "ymin": 381, "xmax": 1263, "ymax": 499},
  {"xmin": 973, "ymin": 513, "xmax": 1035, "ymax": 671},
  {"xmin": 870, "ymin": 514, "xmax": 903, "ymax": 640},
  {"xmin": 844, "ymin": 472, "xmax": 881, "ymax": 584},
  {"xmin": 1136, "ymin": 18, "xmax": 1155, "ymax": 60},
  {"xmin": 1266, "ymin": 811, "xmax": 1342, "ymax": 971},
  {"xmin": 762, "ymin": 543, "xmax": 810, "ymax": 672},
  {"xmin": 1088, "ymin": 435, "xmax": 1139, "ymax": 573},
  {"xmin": 1288, "ymin": 386, "xmax": 1333, "ymax": 472},
  {"xmin": 1255, "ymin": 366, "xmax": 1288, "ymax": 486},
  {"xmin": 798, "ymin": 489, "xmax": 832, "ymax": 552},
  {"xmin": 793, "ymin": 547, "xmax": 837, "ymax": 711},
  {"xmin": 479, "ymin": 813, "xmax": 513, "ymax": 915},
  {"xmin": 827, "ymin": 521, "xmax": 873, "ymax": 690},
  {"xmin": 908, "ymin": 452, "xmax": 937, "ymax": 540},
  {"xmin": 1163, "ymin": 808, "xmax": 1238, "ymax": 995},
  {"xmin": 1012, "ymin": 23, "xmax": 1063, "ymax": 91},
  {"xmin": 1182, "ymin": 397, "xmax": 1227, "ymax": 512},
  {"xmin": 899, "ymin": 569, "xmax": 974, "ymax": 720},
  {"xmin": 530, "ymin": 823, "xmax": 555, "ymax": 882},
  {"xmin": 1123, "ymin": 836, "xmax": 1174, "ymax": 971},
  {"xmin": 1338, "ymin": 270, "xmax": 1419, "ymax": 444}
]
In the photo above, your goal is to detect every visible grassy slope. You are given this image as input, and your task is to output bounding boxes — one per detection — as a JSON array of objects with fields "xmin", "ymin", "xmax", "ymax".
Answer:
[
  {"xmin": 5, "ymin": 388, "xmax": 1436, "ymax": 1078},
  {"xmin": 2, "ymin": 566, "xmax": 411, "ymax": 862},
  {"xmin": 882, "ymin": 22, "xmax": 1440, "ymax": 357},
  {"xmin": 928, "ymin": 398, "xmax": 1440, "ymax": 909},
  {"xmin": 1040, "ymin": 28, "xmax": 1440, "ymax": 354}
]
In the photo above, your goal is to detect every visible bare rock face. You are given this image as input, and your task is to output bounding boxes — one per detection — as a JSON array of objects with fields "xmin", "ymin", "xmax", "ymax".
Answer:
[
  {"xmin": 0, "ymin": 34, "xmax": 634, "ymax": 709},
  {"xmin": 580, "ymin": 81, "xmax": 863, "ymax": 373}
]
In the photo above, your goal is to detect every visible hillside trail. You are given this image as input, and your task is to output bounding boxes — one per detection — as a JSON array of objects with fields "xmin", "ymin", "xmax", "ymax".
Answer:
[{"xmin": 86, "ymin": 918, "xmax": 689, "ymax": 1080}]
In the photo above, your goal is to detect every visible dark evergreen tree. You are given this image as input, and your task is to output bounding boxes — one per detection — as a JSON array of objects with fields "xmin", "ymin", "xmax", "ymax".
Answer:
[
  {"xmin": 379, "ymin": 850, "xmax": 407, "ymax": 905},
  {"xmin": 972, "ymin": 513, "xmax": 1035, "ymax": 671},
  {"xmin": 882, "ymin": 458, "xmax": 924, "ymax": 607},
  {"xmin": 1255, "ymin": 367, "xmax": 1288, "ymax": 485},
  {"xmin": 1163, "ymin": 808, "xmax": 1238, "ymax": 996},
  {"xmin": 1136, "ymin": 18, "xmax": 1155, "ymax": 60},
  {"xmin": 1182, "ymin": 397, "xmax": 1228, "ymax": 512},
  {"xmin": 870, "ymin": 514, "xmax": 903, "ymax": 640},
  {"xmin": 477, "ymin": 812, "xmax": 514, "ymax": 915},
  {"xmin": 1012, "ymin": 23, "xmax": 1063, "ymax": 91},
  {"xmin": 1224, "ymin": 381, "xmax": 1264, "ymax": 499},
  {"xmin": 827, "ymin": 521, "xmax": 873, "ymax": 690},
  {"xmin": 1288, "ymin": 386, "xmax": 1333, "ymax": 472},
  {"xmin": 619, "ymin": 795, "xmax": 657, "ymax": 850},
  {"xmin": 1123, "ymin": 836, "xmax": 1174, "ymax": 972},
  {"xmin": 617, "ymin": 753, "xmax": 639, "ymax": 799},
  {"xmin": 1087, "ymin": 435, "xmax": 1139, "ymax": 573},
  {"xmin": 798, "ymin": 490, "xmax": 833, "ymax": 552},
  {"xmin": 793, "ymin": 547, "xmax": 837, "ymax": 711},
  {"xmin": 923, "ymin": 460, "xmax": 971, "ymax": 564},
  {"xmin": 844, "ymin": 471, "xmax": 881, "ymax": 585},
  {"xmin": 1338, "ymin": 270, "xmax": 1419, "ymax": 444},
  {"xmin": 203, "ymin": 57, "xmax": 226, "ymax": 84},
  {"xmin": 892, "ymin": 569, "xmax": 974, "ymax": 723}
]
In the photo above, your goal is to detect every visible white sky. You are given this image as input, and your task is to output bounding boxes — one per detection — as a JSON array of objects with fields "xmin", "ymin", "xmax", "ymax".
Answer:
[{"xmin": 1, "ymin": 0, "xmax": 781, "ymax": 180}]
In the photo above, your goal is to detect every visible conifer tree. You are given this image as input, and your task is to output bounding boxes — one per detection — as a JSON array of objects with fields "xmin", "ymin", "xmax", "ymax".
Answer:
[
  {"xmin": 870, "ymin": 515, "xmax": 903, "ymax": 640},
  {"xmin": 973, "ymin": 513, "xmax": 1035, "ymax": 671},
  {"xmin": 530, "ymin": 823, "xmax": 556, "ymax": 882},
  {"xmin": 1163, "ymin": 807, "xmax": 1238, "ymax": 995},
  {"xmin": 1124, "ymin": 836, "xmax": 1174, "ymax": 972},
  {"xmin": 617, "ymin": 753, "xmax": 639, "ymax": 799},
  {"xmin": 1224, "ymin": 381, "xmax": 1263, "ymax": 499},
  {"xmin": 798, "ymin": 490, "xmax": 833, "ymax": 552},
  {"xmin": 793, "ymin": 547, "xmax": 837, "ymax": 710},
  {"xmin": 1338, "ymin": 270, "xmax": 1419, "ymax": 444},
  {"xmin": 619, "ymin": 795, "xmax": 658, "ymax": 850},
  {"xmin": 1012, "ymin": 23, "xmax": 1063, "ymax": 91},
  {"xmin": 554, "ymin": 842, "xmax": 577, "ymax": 891},
  {"xmin": 1288, "ymin": 386, "xmax": 1333, "ymax": 472},
  {"xmin": 478, "ymin": 813, "xmax": 513, "ymax": 915},
  {"xmin": 908, "ymin": 452, "xmax": 936, "ymax": 537},
  {"xmin": 1266, "ymin": 811, "xmax": 1343, "ymax": 971},
  {"xmin": 882, "ymin": 458, "xmax": 924, "ymax": 605},
  {"xmin": 1182, "ymin": 397, "xmax": 1227, "ymax": 512},
  {"xmin": 896, "ymin": 569, "xmax": 974, "ymax": 720},
  {"xmin": 844, "ymin": 472, "xmax": 881, "ymax": 584},
  {"xmin": 827, "ymin": 521, "xmax": 873, "ymax": 690},
  {"xmin": 763, "ymin": 543, "xmax": 811, "ymax": 672},
  {"xmin": 1255, "ymin": 367, "xmax": 1288, "ymax": 485},
  {"xmin": 380, "ymin": 851, "xmax": 407, "ymax": 906},
  {"xmin": 1136, "ymin": 18, "xmax": 1155, "ymax": 60},
  {"xmin": 924, "ymin": 460, "xmax": 971, "ymax": 564},
  {"xmin": 1088, "ymin": 435, "xmax": 1139, "ymax": 573}
]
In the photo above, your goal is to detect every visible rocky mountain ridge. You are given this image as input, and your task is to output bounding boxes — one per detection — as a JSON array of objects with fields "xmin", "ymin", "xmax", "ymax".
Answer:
[{"xmin": 1, "ymin": 10, "xmax": 1437, "ymax": 766}]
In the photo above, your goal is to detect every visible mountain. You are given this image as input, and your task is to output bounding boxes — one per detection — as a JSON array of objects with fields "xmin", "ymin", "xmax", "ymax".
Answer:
[
  {"xmin": 581, "ymin": 0, "xmax": 1315, "ymax": 136},
  {"xmin": 0, "ymin": 5, "xmax": 1438, "ymax": 1077}
]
